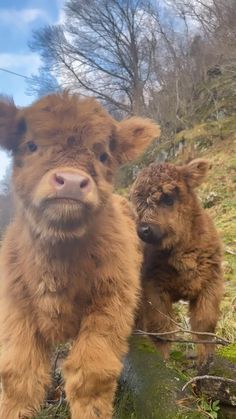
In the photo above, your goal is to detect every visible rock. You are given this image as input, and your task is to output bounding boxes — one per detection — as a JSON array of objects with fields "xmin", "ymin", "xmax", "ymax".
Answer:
[
  {"xmin": 36, "ymin": 340, "xmax": 236, "ymax": 417},
  {"xmin": 195, "ymin": 345, "xmax": 236, "ymax": 407},
  {"xmin": 219, "ymin": 406, "xmax": 236, "ymax": 418},
  {"xmin": 194, "ymin": 367, "xmax": 236, "ymax": 407},
  {"xmin": 115, "ymin": 336, "xmax": 205, "ymax": 418}
]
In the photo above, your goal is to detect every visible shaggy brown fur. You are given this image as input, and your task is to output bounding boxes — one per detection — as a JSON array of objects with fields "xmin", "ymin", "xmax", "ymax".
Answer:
[
  {"xmin": 130, "ymin": 159, "xmax": 224, "ymax": 363},
  {"xmin": 0, "ymin": 91, "xmax": 160, "ymax": 419}
]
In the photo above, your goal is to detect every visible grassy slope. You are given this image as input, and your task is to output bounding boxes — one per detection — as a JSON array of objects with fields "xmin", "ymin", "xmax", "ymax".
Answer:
[
  {"xmin": 166, "ymin": 127, "xmax": 236, "ymax": 418},
  {"xmin": 36, "ymin": 121, "xmax": 236, "ymax": 418},
  {"xmin": 118, "ymin": 118, "xmax": 236, "ymax": 340},
  {"xmin": 117, "ymin": 121, "xmax": 236, "ymax": 418},
  {"xmin": 198, "ymin": 137, "xmax": 236, "ymax": 341},
  {"xmin": 170, "ymin": 122, "xmax": 236, "ymax": 341}
]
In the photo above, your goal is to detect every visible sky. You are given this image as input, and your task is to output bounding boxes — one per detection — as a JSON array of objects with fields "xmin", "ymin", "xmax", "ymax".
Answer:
[{"xmin": 0, "ymin": 0, "xmax": 64, "ymax": 180}]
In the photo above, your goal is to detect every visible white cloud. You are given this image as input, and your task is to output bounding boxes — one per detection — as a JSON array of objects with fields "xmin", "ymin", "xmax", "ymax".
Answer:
[
  {"xmin": 0, "ymin": 8, "xmax": 48, "ymax": 27},
  {"xmin": 57, "ymin": 8, "xmax": 66, "ymax": 25},
  {"xmin": 0, "ymin": 53, "xmax": 41, "ymax": 76}
]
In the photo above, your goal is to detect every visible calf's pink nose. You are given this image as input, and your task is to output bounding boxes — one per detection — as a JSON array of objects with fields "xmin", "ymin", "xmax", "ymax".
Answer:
[{"xmin": 51, "ymin": 171, "xmax": 92, "ymax": 201}]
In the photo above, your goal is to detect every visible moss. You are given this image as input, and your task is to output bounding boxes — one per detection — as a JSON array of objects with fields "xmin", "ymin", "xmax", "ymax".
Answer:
[
  {"xmin": 116, "ymin": 336, "xmax": 210, "ymax": 418},
  {"xmin": 114, "ymin": 386, "xmax": 137, "ymax": 419},
  {"xmin": 175, "ymin": 412, "xmax": 206, "ymax": 419},
  {"xmin": 137, "ymin": 341, "xmax": 156, "ymax": 353},
  {"xmin": 170, "ymin": 350, "xmax": 185, "ymax": 362},
  {"xmin": 207, "ymin": 353, "xmax": 236, "ymax": 381},
  {"xmin": 217, "ymin": 344, "xmax": 236, "ymax": 364}
]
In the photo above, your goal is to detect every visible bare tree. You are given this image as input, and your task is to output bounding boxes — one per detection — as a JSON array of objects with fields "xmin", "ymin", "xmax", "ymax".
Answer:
[
  {"xmin": 29, "ymin": 0, "xmax": 160, "ymax": 115},
  {"xmin": 28, "ymin": 0, "xmax": 236, "ymax": 132},
  {"xmin": 171, "ymin": 0, "xmax": 236, "ymax": 63},
  {"xmin": 26, "ymin": 67, "xmax": 61, "ymax": 98}
]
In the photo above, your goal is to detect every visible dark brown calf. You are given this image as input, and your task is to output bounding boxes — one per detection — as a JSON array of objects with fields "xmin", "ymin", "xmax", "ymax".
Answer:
[
  {"xmin": 130, "ymin": 159, "xmax": 224, "ymax": 363},
  {"xmin": 0, "ymin": 92, "xmax": 160, "ymax": 418}
]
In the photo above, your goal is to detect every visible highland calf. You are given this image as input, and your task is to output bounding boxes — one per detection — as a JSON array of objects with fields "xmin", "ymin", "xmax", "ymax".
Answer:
[
  {"xmin": 0, "ymin": 92, "xmax": 160, "ymax": 418},
  {"xmin": 131, "ymin": 159, "xmax": 224, "ymax": 364}
]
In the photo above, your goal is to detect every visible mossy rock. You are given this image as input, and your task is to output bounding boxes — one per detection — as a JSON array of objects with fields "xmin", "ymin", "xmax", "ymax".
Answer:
[
  {"xmin": 219, "ymin": 405, "xmax": 236, "ymax": 419},
  {"xmin": 33, "ymin": 339, "xmax": 236, "ymax": 418},
  {"xmin": 115, "ymin": 336, "xmax": 205, "ymax": 419},
  {"xmin": 194, "ymin": 346, "xmax": 236, "ymax": 408}
]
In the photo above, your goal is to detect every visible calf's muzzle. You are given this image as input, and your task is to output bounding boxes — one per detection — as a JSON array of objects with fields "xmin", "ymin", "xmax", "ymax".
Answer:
[
  {"xmin": 137, "ymin": 222, "xmax": 165, "ymax": 245},
  {"xmin": 50, "ymin": 169, "xmax": 93, "ymax": 201}
]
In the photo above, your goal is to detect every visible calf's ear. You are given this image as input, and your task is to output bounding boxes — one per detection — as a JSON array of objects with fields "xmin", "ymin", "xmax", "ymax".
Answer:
[
  {"xmin": 113, "ymin": 117, "xmax": 160, "ymax": 165},
  {"xmin": 184, "ymin": 159, "xmax": 211, "ymax": 188},
  {"xmin": 0, "ymin": 97, "xmax": 22, "ymax": 151}
]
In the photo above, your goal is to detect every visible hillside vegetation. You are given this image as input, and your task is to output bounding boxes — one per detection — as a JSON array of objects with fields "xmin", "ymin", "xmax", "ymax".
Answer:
[
  {"xmin": 117, "ymin": 112, "xmax": 236, "ymax": 340},
  {"xmin": 116, "ymin": 71, "xmax": 236, "ymax": 345}
]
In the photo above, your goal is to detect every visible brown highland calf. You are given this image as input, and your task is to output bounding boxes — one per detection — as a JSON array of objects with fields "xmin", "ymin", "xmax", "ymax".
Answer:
[
  {"xmin": 0, "ymin": 91, "xmax": 160, "ymax": 419},
  {"xmin": 130, "ymin": 159, "xmax": 224, "ymax": 363}
]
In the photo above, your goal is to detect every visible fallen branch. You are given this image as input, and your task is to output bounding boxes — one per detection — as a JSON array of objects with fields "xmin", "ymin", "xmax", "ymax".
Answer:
[
  {"xmin": 134, "ymin": 330, "xmax": 229, "ymax": 345},
  {"xmin": 146, "ymin": 300, "xmax": 231, "ymax": 345},
  {"xmin": 182, "ymin": 375, "xmax": 236, "ymax": 392},
  {"xmin": 134, "ymin": 329, "xmax": 179, "ymax": 336}
]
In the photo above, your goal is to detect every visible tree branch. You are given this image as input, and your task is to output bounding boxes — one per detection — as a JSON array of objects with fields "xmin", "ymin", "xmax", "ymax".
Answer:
[
  {"xmin": 182, "ymin": 375, "xmax": 236, "ymax": 392},
  {"xmin": 146, "ymin": 300, "xmax": 231, "ymax": 345},
  {"xmin": 134, "ymin": 330, "xmax": 230, "ymax": 346}
]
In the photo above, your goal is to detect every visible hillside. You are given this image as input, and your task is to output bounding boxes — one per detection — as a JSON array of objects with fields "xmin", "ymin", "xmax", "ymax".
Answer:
[
  {"xmin": 117, "ymin": 116, "xmax": 236, "ymax": 340},
  {"xmin": 196, "ymin": 134, "xmax": 236, "ymax": 342},
  {"xmin": 116, "ymin": 117, "xmax": 236, "ymax": 419}
]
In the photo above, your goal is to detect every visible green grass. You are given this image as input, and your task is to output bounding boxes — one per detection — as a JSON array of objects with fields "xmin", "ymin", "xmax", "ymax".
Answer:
[
  {"xmin": 34, "ymin": 403, "xmax": 69, "ymax": 418},
  {"xmin": 198, "ymin": 136, "xmax": 236, "ymax": 341}
]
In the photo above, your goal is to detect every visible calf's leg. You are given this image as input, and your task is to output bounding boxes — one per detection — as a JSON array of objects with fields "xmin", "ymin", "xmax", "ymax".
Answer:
[
  {"xmin": 189, "ymin": 284, "xmax": 223, "ymax": 365},
  {"xmin": 140, "ymin": 286, "xmax": 175, "ymax": 360},
  {"xmin": 0, "ymin": 315, "xmax": 50, "ymax": 419},
  {"xmin": 63, "ymin": 301, "xmax": 136, "ymax": 419}
]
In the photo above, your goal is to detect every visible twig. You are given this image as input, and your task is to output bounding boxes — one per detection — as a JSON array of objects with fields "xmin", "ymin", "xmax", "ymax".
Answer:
[
  {"xmin": 147, "ymin": 300, "xmax": 181, "ymax": 327},
  {"xmin": 134, "ymin": 330, "xmax": 228, "ymax": 345},
  {"xmin": 135, "ymin": 329, "xmax": 179, "ymax": 336},
  {"xmin": 155, "ymin": 337, "xmax": 225, "ymax": 345},
  {"xmin": 182, "ymin": 375, "xmax": 236, "ymax": 392},
  {"xmin": 147, "ymin": 300, "xmax": 231, "ymax": 345},
  {"xmin": 225, "ymin": 247, "xmax": 236, "ymax": 256}
]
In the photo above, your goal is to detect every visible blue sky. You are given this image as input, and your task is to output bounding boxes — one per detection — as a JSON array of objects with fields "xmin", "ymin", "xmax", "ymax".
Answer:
[{"xmin": 0, "ymin": 0, "xmax": 64, "ymax": 180}]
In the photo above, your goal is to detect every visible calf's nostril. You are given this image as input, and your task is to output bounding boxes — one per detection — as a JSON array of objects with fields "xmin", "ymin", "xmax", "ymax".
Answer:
[
  {"xmin": 142, "ymin": 226, "xmax": 151, "ymax": 236},
  {"xmin": 54, "ymin": 174, "xmax": 65, "ymax": 186},
  {"xmin": 80, "ymin": 178, "xmax": 90, "ymax": 189},
  {"xmin": 137, "ymin": 224, "xmax": 152, "ymax": 239}
]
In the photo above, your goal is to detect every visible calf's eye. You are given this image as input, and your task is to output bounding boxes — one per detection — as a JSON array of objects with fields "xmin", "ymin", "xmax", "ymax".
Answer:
[
  {"xmin": 161, "ymin": 194, "xmax": 174, "ymax": 206},
  {"xmin": 27, "ymin": 141, "xmax": 38, "ymax": 153},
  {"xmin": 99, "ymin": 152, "xmax": 109, "ymax": 164}
]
